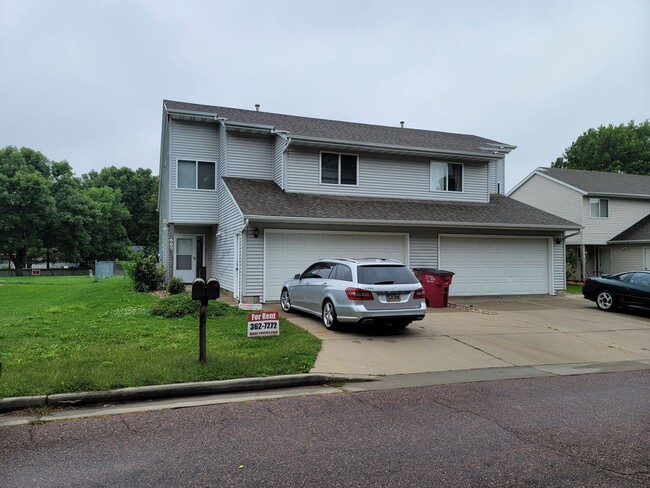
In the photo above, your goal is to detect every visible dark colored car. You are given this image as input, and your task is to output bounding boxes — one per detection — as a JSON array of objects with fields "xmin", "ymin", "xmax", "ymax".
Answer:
[{"xmin": 582, "ymin": 271, "xmax": 650, "ymax": 312}]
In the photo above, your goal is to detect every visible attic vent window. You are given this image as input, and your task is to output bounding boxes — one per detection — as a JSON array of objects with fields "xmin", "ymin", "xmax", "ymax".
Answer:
[{"xmin": 320, "ymin": 152, "xmax": 358, "ymax": 186}]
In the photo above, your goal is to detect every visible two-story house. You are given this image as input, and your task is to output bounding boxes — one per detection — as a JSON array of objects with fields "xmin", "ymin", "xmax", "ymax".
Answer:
[
  {"xmin": 158, "ymin": 100, "xmax": 578, "ymax": 302},
  {"xmin": 509, "ymin": 167, "xmax": 650, "ymax": 279}
]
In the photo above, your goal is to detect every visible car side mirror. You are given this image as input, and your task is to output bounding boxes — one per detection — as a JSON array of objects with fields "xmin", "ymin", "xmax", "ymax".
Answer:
[{"xmin": 294, "ymin": 274, "xmax": 301, "ymax": 280}]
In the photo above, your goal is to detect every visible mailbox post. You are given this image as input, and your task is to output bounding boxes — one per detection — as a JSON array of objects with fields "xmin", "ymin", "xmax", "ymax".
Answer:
[{"xmin": 191, "ymin": 276, "xmax": 221, "ymax": 363}]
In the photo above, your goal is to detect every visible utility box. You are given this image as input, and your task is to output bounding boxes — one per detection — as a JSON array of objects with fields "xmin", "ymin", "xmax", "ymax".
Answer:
[{"xmin": 413, "ymin": 268, "xmax": 455, "ymax": 308}]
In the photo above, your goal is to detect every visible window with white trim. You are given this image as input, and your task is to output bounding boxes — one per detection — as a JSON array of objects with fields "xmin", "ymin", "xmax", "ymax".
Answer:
[
  {"xmin": 177, "ymin": 160, "xmax": 215, "ymax": 190},
  {"xmin": 589, "ymin": 198, "xmax": 608, "ymax": 218},
  {"xmin": 430, "ymin": 162, "xmax": 463, "ymax": 192},
  {"xmin": 320, "ymin": 152, "xmax": 358, "ymax": 185}
]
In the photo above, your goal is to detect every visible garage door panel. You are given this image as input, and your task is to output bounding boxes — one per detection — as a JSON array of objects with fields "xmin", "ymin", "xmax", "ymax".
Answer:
[
  {"xmin": 264, "ymin": 231, "xmax": 407, "ymax": 302},
  {"xmin": 440, "ymin": 236, "xmax": 549, "ymax": 296}
]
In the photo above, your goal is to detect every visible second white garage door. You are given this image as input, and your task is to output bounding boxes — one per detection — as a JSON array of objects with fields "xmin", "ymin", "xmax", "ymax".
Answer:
[
  {"xmin": 439, "ymin": 236, "xmax": 550, "ymax": 296},
  {"xmin": 264, "ymin": 230, "xmax": 408, "ymax": 302}
]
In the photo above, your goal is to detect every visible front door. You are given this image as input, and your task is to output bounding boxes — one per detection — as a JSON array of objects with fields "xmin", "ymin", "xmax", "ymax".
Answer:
[
  {"xmin": 174, "ymin": 235, "xmax": 197, "ymax": 283},
  {"xmin": 597, "ymin": 247, "xmax": 612, "ymax": 276}
]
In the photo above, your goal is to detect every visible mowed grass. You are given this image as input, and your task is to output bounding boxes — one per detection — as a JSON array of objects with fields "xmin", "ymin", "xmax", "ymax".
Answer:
[
  {"xmin": 0, "ymin": 276, "xmax": 320, "ymax": 398},
  {"xmin": 566, "ymin": 283, "xmax": 584, "ymax": 294}
]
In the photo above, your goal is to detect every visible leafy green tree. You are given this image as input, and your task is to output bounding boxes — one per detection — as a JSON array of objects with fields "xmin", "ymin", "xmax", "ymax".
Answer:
[
  {"xmin": 552, "ymin": 120, "xmax": 650, "ymax": 175},
  {"xmin": 0, "ymin": 147, "xmax": 56, "ymax": 274},
  {"xmin": 0, "ymin": 146, "xmax": 132, "ymax": 274},
  {"xmin": 82, "ymin": 166, "xmax": 159, "ymax": 252}
]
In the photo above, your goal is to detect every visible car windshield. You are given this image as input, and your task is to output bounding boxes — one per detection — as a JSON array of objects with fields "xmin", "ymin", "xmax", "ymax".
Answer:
[{"xmin": 357, "ymin": 265, "xmax": 419, "ymax": 285}]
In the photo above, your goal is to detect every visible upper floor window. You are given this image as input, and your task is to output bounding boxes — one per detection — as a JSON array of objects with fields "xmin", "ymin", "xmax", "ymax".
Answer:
[
  {"xmin": 178, "ymin": 160, "xmax": 215, "ymax": 190},
  {"xmin": 321, "ymin": 152, "xmax": 358, "ymax": 185},
  {"xmin": 589, "ymin": 198, "xmax": 608, "ymax": 218},
  {"xmin": 430, "ymin": 162, "xmax": 463, "ymax": 192}
]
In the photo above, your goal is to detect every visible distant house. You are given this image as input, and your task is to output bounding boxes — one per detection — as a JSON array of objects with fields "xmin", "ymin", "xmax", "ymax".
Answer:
[
  {"xmin": 509, "ymin": 167, "xmax": 650, "ymax": 278},
  {"xmin": 157, "ymin": 100, "xmax": 578, "ymax": 302}
]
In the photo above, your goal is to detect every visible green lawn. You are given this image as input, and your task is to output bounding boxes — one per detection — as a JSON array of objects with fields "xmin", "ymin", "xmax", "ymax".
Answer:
[
  {"xmin": 566, "ymin": 283, "xmax": 584, "ymax": 294},
  {"xmin": 0, "ymin": 276, "xmax": 320, "ymax": 398}
]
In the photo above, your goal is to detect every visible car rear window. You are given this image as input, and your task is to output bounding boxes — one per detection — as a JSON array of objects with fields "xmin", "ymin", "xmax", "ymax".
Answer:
[{"xmin": 357, "ymin": 265, "xmax": 419, "ymax": 285}]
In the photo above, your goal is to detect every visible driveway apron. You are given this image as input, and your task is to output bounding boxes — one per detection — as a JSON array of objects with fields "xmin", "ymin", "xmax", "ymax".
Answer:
[{"xmin": 278, "ymin": 295, "xmax": 650, "ymax": 376}]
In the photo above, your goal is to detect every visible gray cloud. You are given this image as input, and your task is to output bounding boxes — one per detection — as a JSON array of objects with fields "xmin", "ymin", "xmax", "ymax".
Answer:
[{"xmin": 1, "ymin": 0, "xmax": 648, "ymax": 189}]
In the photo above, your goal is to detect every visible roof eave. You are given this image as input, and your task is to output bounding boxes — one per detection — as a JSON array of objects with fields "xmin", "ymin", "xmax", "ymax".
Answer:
[
  {"xmin": 243, "ymin": 214, "xmax": 579, "ymax": 231},
  {"xmin": 289, "ymin": 135, "xmax": 507, "ymax": 160}
]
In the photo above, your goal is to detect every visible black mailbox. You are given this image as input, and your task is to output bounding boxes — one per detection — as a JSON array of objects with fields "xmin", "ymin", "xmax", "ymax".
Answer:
[
  {"xmin": 206, "ymin": 278, "xmax": 220, "ymax": 299},
  {"xmin": 191, "ymin": 278, "xmax": 207, "ymax": 300},
  {"xmin": 191, "ymin": 277, "xmax": 221, "ymax": 301}
]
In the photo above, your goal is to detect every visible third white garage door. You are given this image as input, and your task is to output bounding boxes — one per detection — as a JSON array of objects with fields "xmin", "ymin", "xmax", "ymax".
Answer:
[
  {"xmin": 264, "ymin": 230, "xmax": 408, "ymax": 302},
  {"xmin": 439, "ymin": 236, "xmax": 550, "ymax": 296}
]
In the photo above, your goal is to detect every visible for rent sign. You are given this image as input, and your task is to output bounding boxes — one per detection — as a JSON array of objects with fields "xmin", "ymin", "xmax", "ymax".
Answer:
[{"xmin": 247, "ymin": 311, "xmax": 280, "ymax": 337}]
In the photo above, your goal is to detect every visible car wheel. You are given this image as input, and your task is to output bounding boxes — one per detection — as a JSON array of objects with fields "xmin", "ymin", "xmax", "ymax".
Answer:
[
  {"xmin": 322, "ymin": 300, "xmax": 339, "ymax": 330},
  {"xmin": 596, "ymin": 289, "xmax": 616, "ymax": 311},
  {"xmin": 280, "ymin": 288, "xmax": 293, "ymax": 313}
]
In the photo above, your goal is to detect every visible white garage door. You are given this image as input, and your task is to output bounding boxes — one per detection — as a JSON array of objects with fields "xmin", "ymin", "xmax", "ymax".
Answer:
[
  {"xmin": 264, "ymin": 230, "xmax": 408, "ymax": 301},
  {"xmin": 439, "ymin": 236, "xmax": 550, "ymax": 296}
]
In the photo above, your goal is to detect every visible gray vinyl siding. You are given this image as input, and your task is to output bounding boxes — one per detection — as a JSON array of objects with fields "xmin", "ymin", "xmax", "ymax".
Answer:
[
  {"xmin": 273, "ymin": 136, "xmax": 288, "ymax": 188},
  {"xmin": 244, "ymin": 225, "xmax": 264, "ymax": 297},
  {"xmin": 496, "ymin": 158, "xmax": 505, "ymax": 194},
  {"xmin": 158, "ymin": 119, "xmax": 171, "ymax": 267},
  {"xmin": 553, "ymin": 239, "xmax": 565, "ymax": 292},
  {"xmin": 409, "ymin": 230, "xmax": 438, "ymax": 268},
  {"xmin": 581, "ymin": 197, "xmax": 650, "ymax": 245},
  {"xmin": 214, "ymin": 186, "xmax": 244, "ymax": 294},
  {"xmin": 226, "ymin": 133, "xmax": 274, "ymax": 180},
  {"xmin": 285, "ymin": 146, "xmax": 490, "ymax": 202},
  {"xmin": 610, "ymin": 245, "xmax": 646, "ymax": 273},
  {"xmin": 170, "ymin": 119, "xmax": 219, "ymax": 223},
  {"xmin": 510, "ymin": 175, "xmax": 583, "ymax": 244},
  {"xmin": 488, "ymin": 161, "xmax": 497, "ymax": 194}
]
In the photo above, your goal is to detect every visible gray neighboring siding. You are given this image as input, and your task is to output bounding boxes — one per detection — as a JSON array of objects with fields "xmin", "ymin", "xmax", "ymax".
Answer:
[
  {"xmin": 273, "ymin": 136, "xmax": 288, "ymax": 188},
  {"xmin": 581, "ymin": 197, "xmax": 650, "ymax": 245},
  {"xmin": 244, "ymin": 225, "xmax": 264, "ymax": 297},
  {"xmin": 226, "ymin": 133, "xmax": 274, "ymax": 180},
  {"xmin": 170, "ymin": 119, "xmax": 219, "ymax": 223},
  {"xmin": 510, "ymin": 174, "xmax": 584, "ymax": 244},
  {"xmin": 158, "ymin": 120, "xmax": 172, "ymax": 268},
  {"xmin": 496, "ymin": 158, "xmax": 505, "ymax": 193},
  {"xmin": 611, "ymin": 245, "xmax": 646, "ymax": 272},
  {"xmin": 285, "ymin": 147, "xmax": 490, "ymax": 202},
  {"xmin": 214, "ymin": 185, "xmax": 244, "ymax": 295}
]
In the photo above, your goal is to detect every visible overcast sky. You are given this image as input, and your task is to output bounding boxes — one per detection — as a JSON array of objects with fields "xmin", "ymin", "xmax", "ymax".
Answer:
[{"xmin": 1, "ymin": 0, "xmax": 648, "ymax": 190}]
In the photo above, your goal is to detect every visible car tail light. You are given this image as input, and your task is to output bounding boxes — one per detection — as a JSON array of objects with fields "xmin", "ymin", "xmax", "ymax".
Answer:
[
  {"xmin": 345, "ymin": 287, "xmax": 374, "ymax": 301},
  {"xmin": 414, "ymin": 287, "xmax": 426, "ymax": 299}
]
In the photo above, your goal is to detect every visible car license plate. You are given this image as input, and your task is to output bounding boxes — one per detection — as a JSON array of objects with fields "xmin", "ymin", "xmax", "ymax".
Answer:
[{"xmin": 386, "ymin": 292, "xmax": 401, "ymax": 302}]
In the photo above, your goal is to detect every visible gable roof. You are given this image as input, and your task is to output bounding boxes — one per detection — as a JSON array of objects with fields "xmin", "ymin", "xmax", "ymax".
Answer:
[
  {"xmin": 511, "ymin": 167, "xmax": 650, "ymax": 198},
  {"xmin": 223, "ymin": 177, "xmax": 579, "ymax": 230},
  {"xmin": 609, "ymin": 213, "xmax": 650, "ymax": 243},
  {"xmin": 164, "ymin": 100, "xmax": 514, "ymax": 159}
]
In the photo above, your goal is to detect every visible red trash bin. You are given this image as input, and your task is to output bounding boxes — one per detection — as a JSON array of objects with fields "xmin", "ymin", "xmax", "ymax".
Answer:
[{"xmin": 413, "ymin": 268, "xmax": 455, "ymax": 308}]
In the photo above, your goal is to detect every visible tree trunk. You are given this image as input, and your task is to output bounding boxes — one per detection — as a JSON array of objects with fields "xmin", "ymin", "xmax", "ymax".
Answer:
[{"xmin": 10, "ymin": 248, "xmax": 27, "ymax": 277}]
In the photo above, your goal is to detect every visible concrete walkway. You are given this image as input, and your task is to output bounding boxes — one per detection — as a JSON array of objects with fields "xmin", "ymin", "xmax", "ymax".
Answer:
[{"xmin": 276, "ymin": 295, "xmax": 650, "ymax": 376}]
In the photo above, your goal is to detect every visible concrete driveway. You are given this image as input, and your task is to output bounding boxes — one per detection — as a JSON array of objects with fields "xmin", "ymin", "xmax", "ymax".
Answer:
[{"xmin": 278, "ymin": 295, "xmax": 650, "ymax": 376}]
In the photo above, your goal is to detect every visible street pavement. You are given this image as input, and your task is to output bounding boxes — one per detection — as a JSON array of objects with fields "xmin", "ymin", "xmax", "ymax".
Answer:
[{"xmin": 2, "ymin": 370, "xmax": 648, "ymax": 487}]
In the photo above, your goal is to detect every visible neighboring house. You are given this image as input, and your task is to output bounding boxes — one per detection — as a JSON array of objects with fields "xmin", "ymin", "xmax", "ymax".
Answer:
[
  {"xmin": 157, "ymin": 100, "xmax": 578, "ymax": 302},
  {"xmin": 509, "ymin": 167, "xmax": 650, "ymax": 279}
]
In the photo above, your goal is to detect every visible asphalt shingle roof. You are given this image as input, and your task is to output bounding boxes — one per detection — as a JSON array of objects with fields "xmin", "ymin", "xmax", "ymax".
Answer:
[
  {"xmin": 164, "ymin": 100, "xmax": 512, "ymax": 156},
  {"xmin": 538, "ymin": 167, "xmax": 650, "ymax": 196},
  {"xmin": 610, "ymin": 213, "xmax": 650, "ymax": 243},
  {"xmin": 223, "ymin": 178, "xmax": 579, "ymax": 229}
]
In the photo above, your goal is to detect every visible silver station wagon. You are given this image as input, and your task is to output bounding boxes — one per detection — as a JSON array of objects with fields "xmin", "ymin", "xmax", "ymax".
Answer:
[{"xmin": 280, "ymin": 258, "xmax": 426, "ymax": 330}]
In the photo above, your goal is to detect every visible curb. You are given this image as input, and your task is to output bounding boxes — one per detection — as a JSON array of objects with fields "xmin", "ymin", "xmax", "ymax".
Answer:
[{"xmin": 0, "ymin": 374, "xmax": 374, "ymax": 413}]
